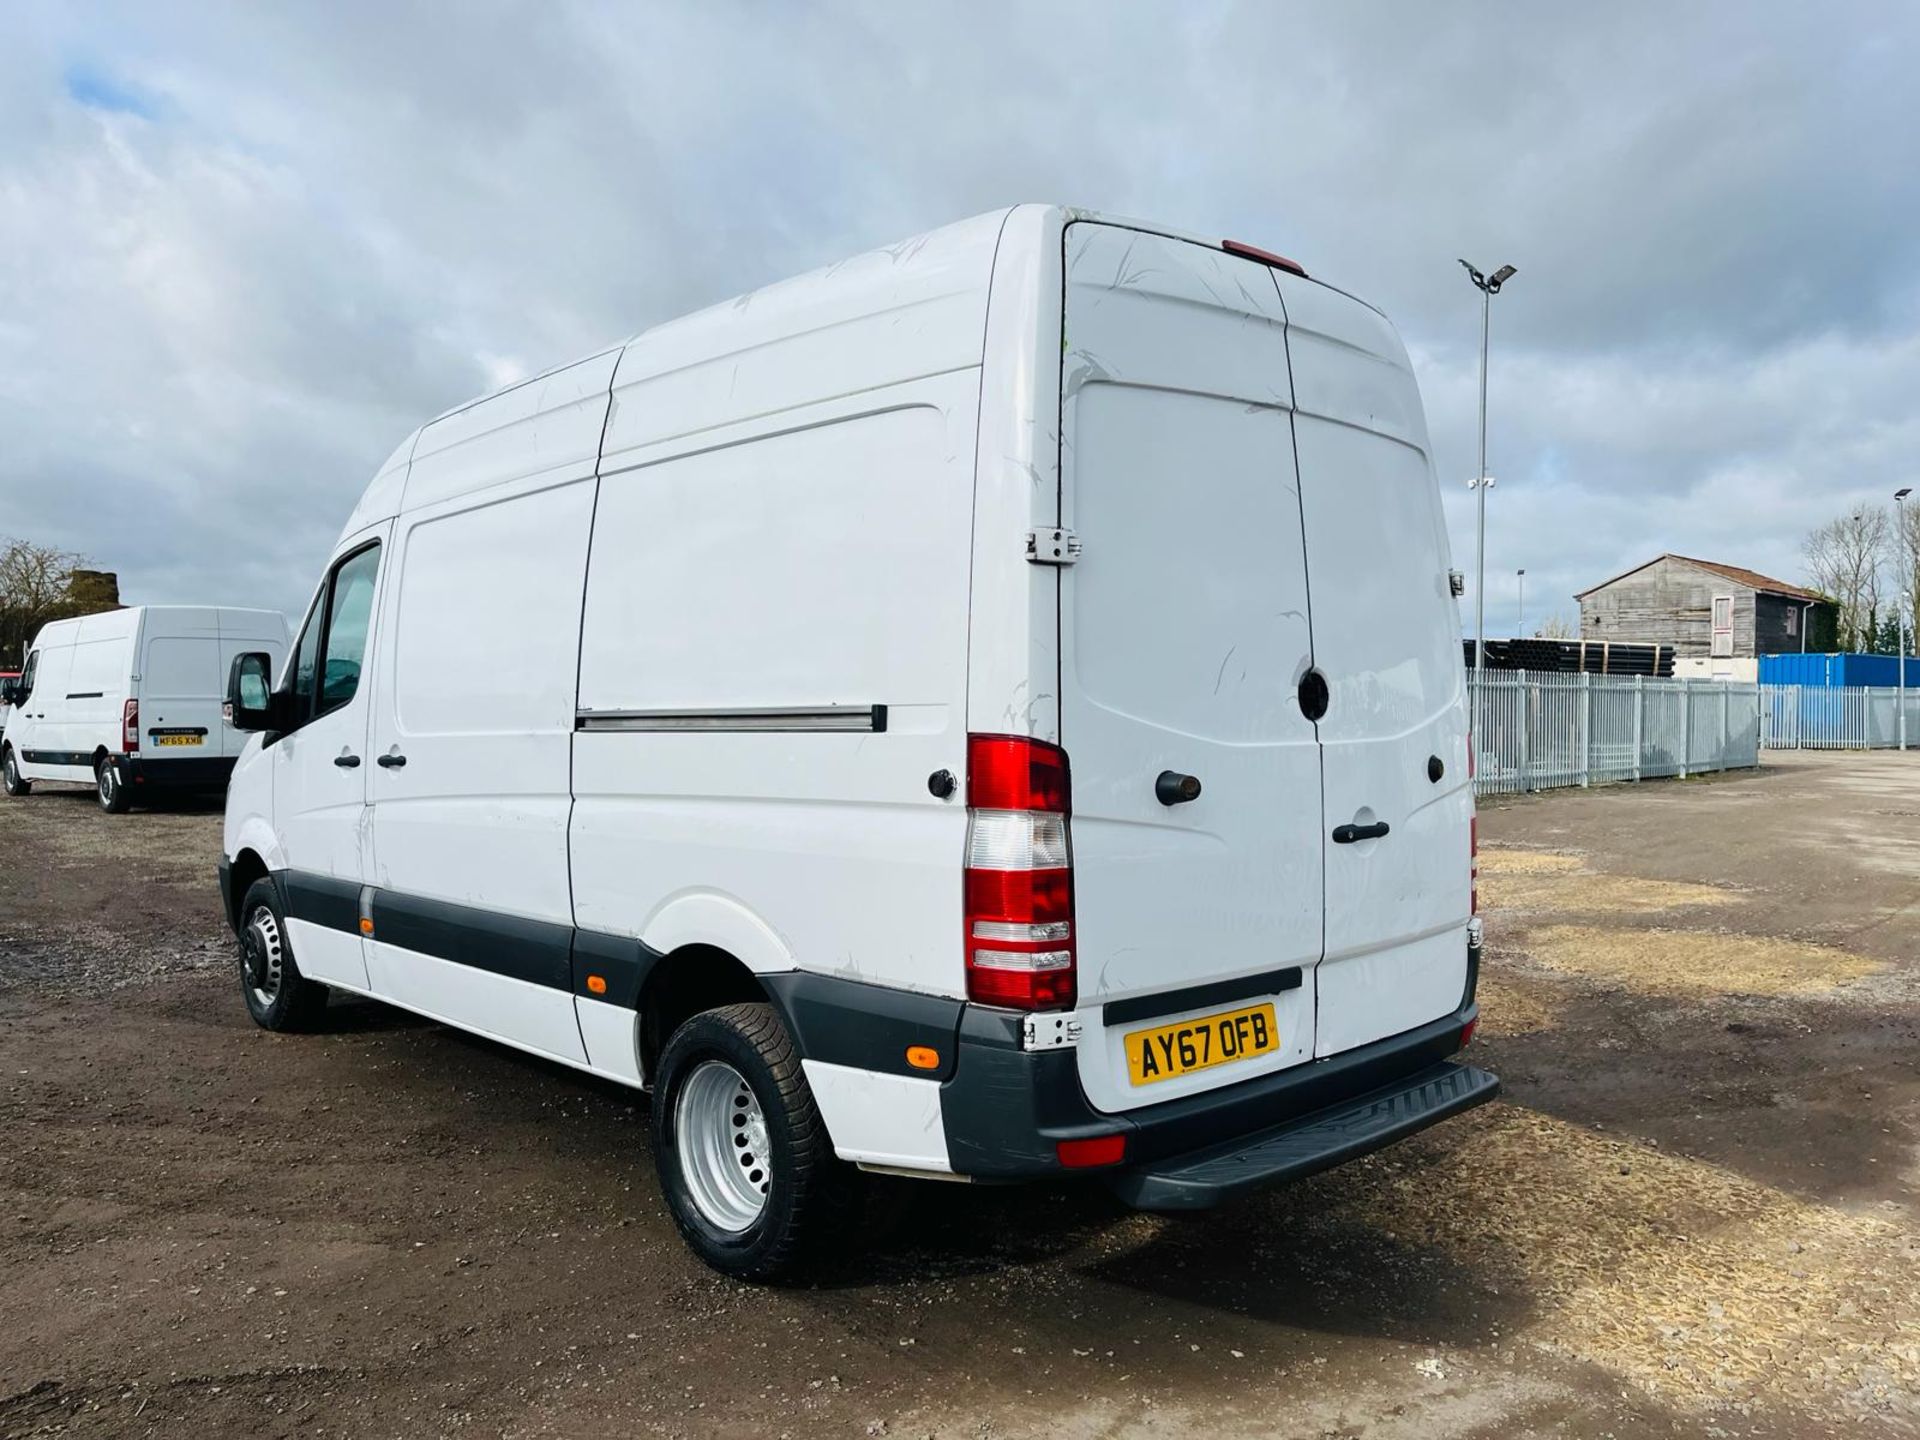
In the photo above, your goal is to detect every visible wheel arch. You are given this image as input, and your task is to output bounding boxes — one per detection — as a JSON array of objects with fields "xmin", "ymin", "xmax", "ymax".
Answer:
[
  {"xmin": 227, "ymin": 847, "xmax": 273, "ymax": 932},
  {"xmin": 636, "ymin": 944, "xmax": 772, "ymax": 1085}
]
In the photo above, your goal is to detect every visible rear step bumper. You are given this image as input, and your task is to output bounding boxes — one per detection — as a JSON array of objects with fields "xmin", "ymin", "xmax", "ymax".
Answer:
[
  {"xmin": 1106, "ymin": 1060, "xmax": 1499, "ymax": 1211},
  {"xmin": 940, "ymin": 1000, "xmax": 1485, "ymax": 1183}
]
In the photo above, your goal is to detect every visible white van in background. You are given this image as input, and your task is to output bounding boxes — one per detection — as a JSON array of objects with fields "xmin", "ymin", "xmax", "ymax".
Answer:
[
  {"xmin": 218, "ymin": 205, "xmax": 1495, "ymax": 1279},
  {"xmin": 2, "ymin": 606, "xmax": 289, "ymax": 812}
]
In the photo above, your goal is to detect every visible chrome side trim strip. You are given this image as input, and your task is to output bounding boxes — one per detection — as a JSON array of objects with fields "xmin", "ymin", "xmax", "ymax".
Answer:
[{"xmin": 576, "ymin": 704, "xmax": 888, "ymax": 734}]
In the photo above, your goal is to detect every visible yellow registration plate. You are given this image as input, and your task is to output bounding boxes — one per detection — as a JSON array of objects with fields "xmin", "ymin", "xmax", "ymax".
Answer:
[
  {"xmin": 1127, "ymin": 1002, "xmax": 1278, "ymax": 1086},
  {"xmin": 154, "ymin": 734, "xmax": 201, "ymax": 747}
]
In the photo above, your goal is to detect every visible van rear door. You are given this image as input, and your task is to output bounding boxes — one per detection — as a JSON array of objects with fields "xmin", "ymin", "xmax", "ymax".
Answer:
[
  {"xmin": 1056, "ymin": 224, "xmax": 1323, "ymax": 1115},
  {"xmin": 1276, "ymin": 276, "xmax": 1472, "ymax": 1057},
  {"xmin": 140, "ymin": 610, "xmax": 224, "ymax": 761}
]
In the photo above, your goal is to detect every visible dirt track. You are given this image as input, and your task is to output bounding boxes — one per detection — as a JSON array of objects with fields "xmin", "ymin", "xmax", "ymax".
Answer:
[{"xmin": 3, "ymin": 753, "xmax": 1918, "ymax": 1438}]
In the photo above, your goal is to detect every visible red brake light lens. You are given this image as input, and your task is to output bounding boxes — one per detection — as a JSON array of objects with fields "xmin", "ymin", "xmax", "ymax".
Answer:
[
  {"xmin": 967, "ymin": 735, "xmax": 1070, "ymax": 813},
  {"xmin": 1222, "ymin": 239, "xmax": 1308, "ymax": 277},
  {"xmin": 122, "ymin": 699, "xmax": 139, "ymax": 753}
]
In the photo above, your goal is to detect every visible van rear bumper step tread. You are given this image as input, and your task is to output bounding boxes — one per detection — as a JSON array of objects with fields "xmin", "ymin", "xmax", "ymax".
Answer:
[{"xmin": 1106, "ymin": 1060, "xmax": 1499, "ymax": 1211}]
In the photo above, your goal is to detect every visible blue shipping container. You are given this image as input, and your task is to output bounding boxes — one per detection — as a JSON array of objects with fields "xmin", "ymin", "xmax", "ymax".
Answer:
[{"xmin": 1758, "ymin": 652, "xmax": 1920, "ymax": 687}]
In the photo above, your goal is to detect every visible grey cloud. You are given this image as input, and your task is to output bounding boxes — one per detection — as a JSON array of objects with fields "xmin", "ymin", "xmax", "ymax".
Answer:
[{"xmin": 2, "ymin": 0, "xmax": 1918, "ymax": 632}]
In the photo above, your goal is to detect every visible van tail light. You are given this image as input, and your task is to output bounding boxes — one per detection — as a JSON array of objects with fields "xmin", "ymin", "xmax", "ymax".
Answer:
[
  {"xmin": 122, "ymin": 699, "xmax": 139, "ymax": 753},
  {"xmin": 963, "ymin": 734, "xmax": 1075, "ymax": 1010}
]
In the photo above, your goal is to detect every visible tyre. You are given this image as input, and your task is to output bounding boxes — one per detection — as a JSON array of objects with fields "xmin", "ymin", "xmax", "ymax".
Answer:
[
  {"xmin": 1, "ymin": 747, "xmax": 29, "ymax": 797},
  {"xmin": 95, "ymin": 756, "xmax": 130, "ymax": 814},
  {"xmin": 652, "ymin": 1002, "xmax": 852, "ymax": 1280},
  {"xmin": 237, "ymin": 877, "xmax": 329, "ymax": 1031}
]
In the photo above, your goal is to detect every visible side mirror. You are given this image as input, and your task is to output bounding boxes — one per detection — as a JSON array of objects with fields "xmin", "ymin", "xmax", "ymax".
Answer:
[
  {"xmin": 0, "ymin": 679, "xmax": 20, "ymax": 707},
  {"xmin": 225, "ymin": 652, "xmax": 281, "ymax": 732}
]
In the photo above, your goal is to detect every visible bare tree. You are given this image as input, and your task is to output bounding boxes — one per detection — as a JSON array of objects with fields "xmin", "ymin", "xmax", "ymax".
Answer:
[
  {"xmin": 1893, "ymin": 498, "xmax": 1920, "ymax": 653},
  {"xmin": 0, "ymin": 537, "xmax": 112, "ymax": 667},
  {"xmin": 1803, "ymin": 509, "xmax": 1886, "ymax": 651},
  {"xmin": 1532, "ymin": 612, "xmax": 1577, "ymax": 639}
]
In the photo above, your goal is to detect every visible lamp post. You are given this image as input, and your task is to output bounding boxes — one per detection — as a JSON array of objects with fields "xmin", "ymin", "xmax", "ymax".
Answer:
[
  {"xmin": 1517, "ymin": 567, "xmax": 1526, "ymax": 639},
  {"xmin": 1460, "ymin": 259, "xmax": 1517, "ymax": 691},
  {"xmin": 1899, "ymin": 487, "xmax": 1912, "ymax": 750}
]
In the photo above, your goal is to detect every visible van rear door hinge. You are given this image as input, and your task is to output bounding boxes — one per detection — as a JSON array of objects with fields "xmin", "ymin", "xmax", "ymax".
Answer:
[{"xmin": 1027, "ymin": 528, "xmax": 1081, "ymax": 566}]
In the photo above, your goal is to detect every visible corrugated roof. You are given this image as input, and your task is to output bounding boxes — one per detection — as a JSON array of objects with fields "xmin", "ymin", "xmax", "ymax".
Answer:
[{"xmin": 1576, "ymin": 553, "xmax": 1825, "ymax": 602}]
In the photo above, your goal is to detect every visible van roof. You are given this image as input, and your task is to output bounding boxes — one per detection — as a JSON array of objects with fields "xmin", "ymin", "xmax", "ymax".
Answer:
[
  {"xmin": 343, "ymin": 206, "xmax": 1387, "ymax": 536},
  {"xmin": 419, "ymin": 206, "xmax": 1375, "ymax": 432},
  {"xmin": 28, "ymin": 606, "xmax": 287, "ymax": 651}
]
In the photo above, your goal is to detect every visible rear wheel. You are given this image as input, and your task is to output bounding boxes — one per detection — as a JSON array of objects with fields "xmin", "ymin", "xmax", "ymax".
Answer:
[
  {"xmin": 652, "ymin": 1002, "xmax": 851, "ymax": 1280},
  {"xmin": 238, "ymin": 878, "xmax": 329, "ymax": 1031},
  {"xmin": 95, "ymin": 756, "xmax": 130, "ymax": 814},
  {"xmin": 1, "ymin": 747, "xmax": 29, "ymax": 796}
]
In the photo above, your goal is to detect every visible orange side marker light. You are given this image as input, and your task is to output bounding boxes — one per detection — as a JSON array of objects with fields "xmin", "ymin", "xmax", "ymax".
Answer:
[
  {"xmin": 586, "ymin": 974, "xmax": 608, "ymax": 996},
  {"xmin": 905, "ymin": 1045, "xmax": 939, "ymax": 1071}
]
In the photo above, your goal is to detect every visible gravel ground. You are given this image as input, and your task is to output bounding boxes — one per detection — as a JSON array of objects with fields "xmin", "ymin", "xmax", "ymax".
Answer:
[{"xmin": 2, "ymin": 755, "xmax": 1918, "ymax": 1438}]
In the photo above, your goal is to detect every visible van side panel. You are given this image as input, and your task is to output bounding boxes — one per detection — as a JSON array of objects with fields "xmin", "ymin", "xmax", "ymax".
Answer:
[
  {"xmin": 367, "ymin": 478, "xmax": 595, "ymax": 926},
  {"xmin": 25, "ymin": 608, "xmax": 138, "ymax": 777},
  {"xmin": 14, "ymin": 639, "xmax": 76, "ymax": 778},
  {"xmin": 571, "ymin": 374, "xmax": 980, "ymax": 998},
  {"xmin": 65, "ymin": 609, "xmax": 138, "ymax": 753}
]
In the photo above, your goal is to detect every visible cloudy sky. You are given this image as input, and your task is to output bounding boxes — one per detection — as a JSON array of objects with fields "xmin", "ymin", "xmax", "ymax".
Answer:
[{"xmin": 4, "ymin": 2, "xmax": 1918, "ymax": 635}]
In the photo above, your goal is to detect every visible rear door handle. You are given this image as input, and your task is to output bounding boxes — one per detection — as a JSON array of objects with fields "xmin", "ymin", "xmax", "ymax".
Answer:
[
  {"xmin": 334, "ymin": 753, "xmax": 361, "ymax": 768},
  {"xmin": 376, "ymin": 753, "xmax": 407, "ymax": 768},
  {"xmin": 1332, "ymin": 821, "xmax": 1389, "ymax": 844}
]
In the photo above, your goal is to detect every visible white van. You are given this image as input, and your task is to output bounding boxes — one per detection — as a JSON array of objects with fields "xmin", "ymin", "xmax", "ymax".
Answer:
[
  {"xmin": 218, "ymin": 206, "xmax": 1495, "ymax": 1278},
  {"xmin": 3, "ymin": 606, "xmax": 289, "ymax": 811}
]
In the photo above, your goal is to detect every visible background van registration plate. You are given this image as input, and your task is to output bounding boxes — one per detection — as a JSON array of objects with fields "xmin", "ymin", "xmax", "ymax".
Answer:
[
  {"xmin": 154, "ymin": 734, "xmax": 201, "ymax": 747},
  {"xmin": 1126, "ymin": 1002, "xmax": 1278, "ymax": 1086}
]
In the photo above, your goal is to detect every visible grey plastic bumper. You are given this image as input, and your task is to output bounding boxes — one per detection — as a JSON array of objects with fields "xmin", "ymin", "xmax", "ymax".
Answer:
[{"xmin": 1106, "ymin": 1060, "xmax": 1500, "ymax": 1211}]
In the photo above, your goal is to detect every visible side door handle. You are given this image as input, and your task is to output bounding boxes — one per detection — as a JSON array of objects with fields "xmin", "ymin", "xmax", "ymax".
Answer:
[
  {"xmin": 1332, "ymin": 821, "xmax": 1390, "ymax": 844},
  {"xmin": 376, "ymin": 752, "xmax": 407, "ymax": 769},
  {"xmin": 334, "ymin": 753, "xmax": 361, "ymax": 768}
]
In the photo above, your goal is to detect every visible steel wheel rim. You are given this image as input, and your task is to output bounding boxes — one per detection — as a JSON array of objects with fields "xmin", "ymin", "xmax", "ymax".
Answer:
[
  {"xmin": 97, "ymin": 763, "xmax": 116, "ymax": 805},
  {"xmin": 243, "ymin": 904, "xmax": 284, "ymax": 1009},
  {"xmin": 3, "ymin": 753, "xmax": 15, "ymax": 787},
  {"xmin": 674, "ymin": 1059, "xmax": 771, "ymax": 1233}
]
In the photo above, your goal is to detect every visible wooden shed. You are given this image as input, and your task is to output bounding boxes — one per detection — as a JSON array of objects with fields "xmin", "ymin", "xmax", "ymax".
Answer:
[{"xmin": 1576, "ymin": 555, "xmax": 1836, "ymax": 668}]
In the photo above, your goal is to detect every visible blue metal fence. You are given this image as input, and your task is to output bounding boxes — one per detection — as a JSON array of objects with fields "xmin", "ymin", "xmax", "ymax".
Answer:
[{"xmin": 1759, "ymin": 684, "xmax": 1920, "ymax": 749}]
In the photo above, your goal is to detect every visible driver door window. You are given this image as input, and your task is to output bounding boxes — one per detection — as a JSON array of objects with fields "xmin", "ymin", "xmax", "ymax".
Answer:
[
  {"xmin": 17, "ymin": 651, "xmax": 37, "ymax": 703},
  {"xmin": 317, "ymin": 545, "xmax": 379, "ymax": 718},
  {"xmin": 285, "ymin": 543, "xmax": 381, "ymax": 728}
]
